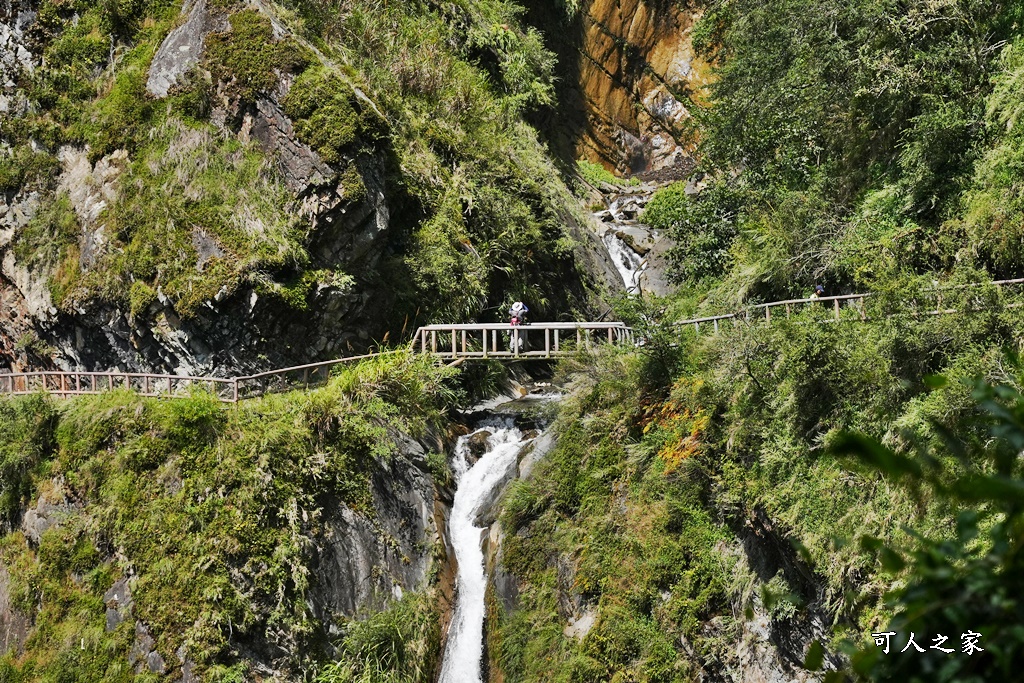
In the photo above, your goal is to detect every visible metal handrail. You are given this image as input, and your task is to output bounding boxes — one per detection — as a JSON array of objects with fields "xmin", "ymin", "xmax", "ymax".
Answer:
[{"xmin": 673, "ymin": 278, "xmax": 1024, "ymax": 330}]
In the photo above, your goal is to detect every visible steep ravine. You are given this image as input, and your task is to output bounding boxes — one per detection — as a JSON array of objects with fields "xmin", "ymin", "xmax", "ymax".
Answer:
[
  {"xmin": 0, "ymin": 0, "xmax": 622, "ymax": 378},
  {"xmin": 437, "ymin": 392, "xmax": 558, "ymax": 682}
]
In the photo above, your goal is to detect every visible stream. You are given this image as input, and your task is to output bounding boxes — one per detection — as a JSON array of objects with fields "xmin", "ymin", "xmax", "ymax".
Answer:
[
  {"xmin": 439, "ymin": 418, "xmax": 534, "ymax": 683},
  {"xmin": 593, "ymin": 184, "xmax": 666, "ymax": 295}
]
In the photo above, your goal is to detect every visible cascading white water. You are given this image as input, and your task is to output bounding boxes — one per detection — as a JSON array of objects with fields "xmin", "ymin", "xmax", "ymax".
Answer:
[
  {"xmin": 439, "ymin": 425, "xmax": 531, "ymax": 683},
  {"xmin": 603, "ymin": 231, "xmax": 644, "ymax": 292}
]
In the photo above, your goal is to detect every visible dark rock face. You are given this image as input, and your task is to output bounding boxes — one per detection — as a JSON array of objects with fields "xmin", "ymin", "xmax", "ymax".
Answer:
[
  {"xmin": 248, "ymin": 96, "xmax": 335, "ymax": 196},
  {"xmin": 103, "ymin": 578, "xmax": 133, "ymax": 633},
  {"xmin": 130, "ymin": 622, "xmax": 168, "ymax": 674},
  {"xmin": 0, "ymin": 566, "xmax": 29, "ymax": 657},
  {"xmin": 308, "ymin": 433, "xmax": 441, "ymax": 622},
  {"xmin": 727, "ymin": 507, "xmax": 844, "ymax": 678}
]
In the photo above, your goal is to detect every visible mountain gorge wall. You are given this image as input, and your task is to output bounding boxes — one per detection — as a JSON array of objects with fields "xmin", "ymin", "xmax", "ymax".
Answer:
[{"xmin": 525, "ymin": 0, "xmax": 708, "ymax": 176}]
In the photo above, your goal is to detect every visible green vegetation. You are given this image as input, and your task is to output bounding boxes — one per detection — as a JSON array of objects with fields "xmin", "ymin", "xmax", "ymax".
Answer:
[
  {"xmin": 493, "ymin": 1, "xmax": 1024, "ymax": 677},
  {"xmin": 2, "ymin": 0, "xmax": 600, "ymax": 337},
  {"xmin": 0, "ymin": 353, "xmax": 457, "ymax": 681},
  {"xmin": 496, "ymin": 287, "xmax": 1024, "ymax": 679},
  {"xmin": 0, "ymin": 145, "xmax": 59, "ymax": 193},
  {"xmin": 205, "ymin": 10, "xmax": 310, "ymax": 104},
  {"xmin": 313, "ymin": 592, "xmax": 440, "ymax": 683},
  {"xmin": 283, "ymin": 68, "xmax": 364, "ymax": 165},
  {"xmin": 654, "ymin": 0, "xmax": 1024, "ymax": 301},
  {"xmin": 498, "ymin": 351, "xmax": 730, "ymax": 681},
  {"xmin": 837, "ymin": 364, "xmax": 1024, "ymax": 681},
  {"xmin": 281, "ymin": 0, "xmax": 596, "ymax": 322},
  {"xmin": 640, "ymin": 180, "xmax": 739, "ymax": 282},
  {"xmin": 574, "ymin": 159, "xmax": 636, "ymax": 190}
]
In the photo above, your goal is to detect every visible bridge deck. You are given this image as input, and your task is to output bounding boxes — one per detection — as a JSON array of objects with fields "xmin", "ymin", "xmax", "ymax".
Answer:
[{"xmin": 413, "ymin": 322, "xmax": 633, "ymax": 359}]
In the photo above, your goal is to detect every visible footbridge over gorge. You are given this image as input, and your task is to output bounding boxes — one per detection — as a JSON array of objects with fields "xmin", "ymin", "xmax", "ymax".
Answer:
[
  {"xmin": 3, "ymin": 277, "xmax": 1023, "ymax": 402},
  {"xmin": 0, "ymin": 321, "xmax": 634, "ymax": 403}
]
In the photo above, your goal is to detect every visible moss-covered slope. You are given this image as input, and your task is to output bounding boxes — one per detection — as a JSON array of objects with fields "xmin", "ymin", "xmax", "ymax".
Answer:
[{"xmin": 0, "ymin": 352, "xmax": 457, "ymax": 681}]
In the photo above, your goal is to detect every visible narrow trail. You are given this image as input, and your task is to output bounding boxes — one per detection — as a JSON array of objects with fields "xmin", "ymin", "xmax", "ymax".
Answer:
[{"xmin": 3, "ymin": 278, "xmax": 1022, "ymax": 402}]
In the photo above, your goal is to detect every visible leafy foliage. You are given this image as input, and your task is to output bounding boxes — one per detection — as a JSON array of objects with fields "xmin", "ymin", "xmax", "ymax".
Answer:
[
  {"xmin": 684, "ymin": 0, "xmax": 1024, "ymax": 299},
  {"xmin": 835, "ymin": 361, "xmax": 1024, "ymax": 682},
  {"xmin": 641, "ymin": 180, "xmax": 741, "ymax": 283}
]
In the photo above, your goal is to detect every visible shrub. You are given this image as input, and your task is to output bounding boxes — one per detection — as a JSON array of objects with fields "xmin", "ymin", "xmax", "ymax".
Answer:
[{"xmin": 641, "ymin": 179, "xmax": 740, "ymax": 283}]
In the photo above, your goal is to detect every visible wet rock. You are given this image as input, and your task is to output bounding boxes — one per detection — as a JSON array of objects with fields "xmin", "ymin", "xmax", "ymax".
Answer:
[
  {"xmin": 465, "ymin": 430, "xmax": 492, "ymax": 465},
  {"xmin": 615, "ymin": 227, "xmax": 654, "ymax": 256}
]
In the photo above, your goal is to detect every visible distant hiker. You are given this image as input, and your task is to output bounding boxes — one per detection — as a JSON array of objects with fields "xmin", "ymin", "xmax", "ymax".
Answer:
[
  {"xmin": 810, "ymin": 285, "xmax": 825, "ymax": 300},
  {"xmin": 509, "ymin": 302, "xmax": 529, "ymax": 353},
  {"xmin": 510, "ymin": 301, "xmax": 529, "ymax": 326}
]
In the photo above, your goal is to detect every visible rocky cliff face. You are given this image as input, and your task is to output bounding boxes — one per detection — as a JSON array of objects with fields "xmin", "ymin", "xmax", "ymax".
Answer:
[
  {"xmin": 0, "ymin": 0, "xmax": 621, "ymax": 378},
  {"xmin": 0, "ymin": 410, "xmax": 452, "ymax": 680},
  {"xmin": 526, "ymin": 0, "xmax": 709, "ymax": 177}
]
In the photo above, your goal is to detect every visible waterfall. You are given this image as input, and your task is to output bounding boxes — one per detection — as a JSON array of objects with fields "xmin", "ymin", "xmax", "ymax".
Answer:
[
  {"xmin": 602, "ymin": 231, "xmax": 644, "ymax": 292},
  {"xmin": 439, "ymin": 424, "xmax": 532, "ymax": 683}
]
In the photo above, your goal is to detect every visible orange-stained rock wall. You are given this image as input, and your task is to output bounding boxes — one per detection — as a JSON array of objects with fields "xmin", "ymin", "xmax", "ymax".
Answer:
[{"xmin": 528, "ymin": 0, "xmax": 710, "ymax": 177}]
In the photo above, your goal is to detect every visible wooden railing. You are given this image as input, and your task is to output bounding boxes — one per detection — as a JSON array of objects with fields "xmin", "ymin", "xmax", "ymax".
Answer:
[
  {"xmin": 0, "ymin": 371, "xmax": 238, "ymax": 401},
  {"xmin": 674, "ymin": 294, "xmax": 869, "ymax": 333},
  {"xmin": 6, "ymin": 278, "xmax": 1022, "ymax": 403},
  {"xmin": 411, "ymin": 322, "xmax": 634, "ymax": 359}
]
